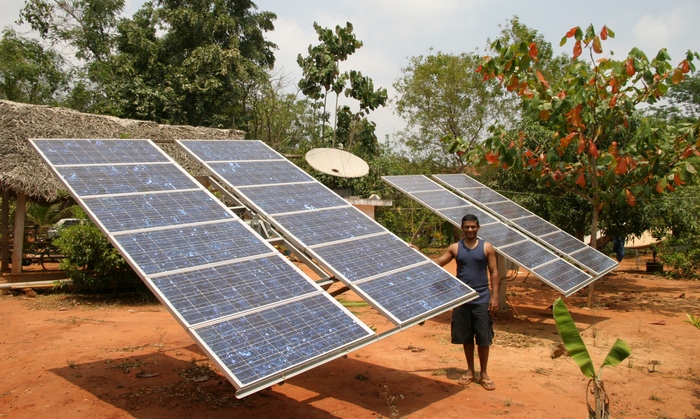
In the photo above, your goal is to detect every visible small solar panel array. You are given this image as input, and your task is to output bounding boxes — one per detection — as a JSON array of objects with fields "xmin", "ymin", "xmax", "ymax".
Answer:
[
  {"xmin": 29, "ymin": 139, "xmax": 376, "ymax": 398},
  {"xmin": 432, "ymin": 174, "xmax": 618, "ymax": 277},
  {"xmin": 177, "ymin": 140, "xmax": 478, "ymax": 326},
  {"xmin": 382, "ymin": 175, "xmax": 601, "ymax": 296}
]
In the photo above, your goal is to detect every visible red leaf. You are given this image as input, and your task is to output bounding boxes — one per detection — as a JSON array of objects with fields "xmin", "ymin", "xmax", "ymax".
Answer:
[
  {"xmin": 576, "ymin": 133, "xmax": 586, "ymax": 154},
  {"xmin": 615, "ymin": 156, "xmax": 628, "ymax": 175},
  {"xmin": 536, "ymin": 70, "xmax": 549, "ymax": 88},
  {"xmin": 553, "ymin": 170, "xmax": 564, "ymax": 181},
  {"xmin": 566, "ymin": 105, "xmax": 584, "ymax": 127},
  {"xmin": 476, "ymin": 65, "xmax": 483, "ymax": 73},
  {"xmin": 681, "ymin": 59, "xmax": 690, "ymax": 74},
  {"xmin": 529, "ymin": 42, "xmax": 539, "ymax": 61},
  {"xmin": 566, "ymin": 27, "xmax": 578, "ymax": 38},
  {"xmin": 601, "ymin": 26, "xmax": 608, "ymax": 40},
  {"xmin": 592, "ymin": 36, "xmax": 602, "ymax": 54},
  {"xmin": 625, "ymin": 59, "xmax": 635, "ymax": 76},
  {"xmin": 575, "ymin": 172, "xmax": 586, "ymax": 188},
  {"xmin": 673, "ymin": 173, "xmax": 683, "ymax": 186},
  {"xmin": 573, "ymin": 40, "xmax": 582, "ymax": 59},
  {"xmin": 625, "ymin": 189, "xmax": 636, "ymax": 206},
  {"xmin": 609, "ymin": 94, "xmax": 618, "ymax": 108},
  {"xmin": 557, "ymin": 91, "xmax": 566, "ymax": 100},
  {"xmin": 560, "ymin": 132, "xmax": 576, "ymax": 149},
  {"xmin": 589, "ymin": 141, "xmax": 599, "ymax": 157},
  {"xmin": 672, "ymin": 68, "xmax": 684, "ymax": 84},
  {"xmin": 485, "ymin": 151, "xmax": 500, "ymax": 164},
  {"xmin": 525, "ymin": 149, "xmax": 533, "ymax": 157}
]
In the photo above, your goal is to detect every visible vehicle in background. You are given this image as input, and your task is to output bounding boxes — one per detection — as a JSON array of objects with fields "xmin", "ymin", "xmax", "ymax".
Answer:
[{"xmin": 47, "ymin": 218, "xmax": 81, "ymax": 240}]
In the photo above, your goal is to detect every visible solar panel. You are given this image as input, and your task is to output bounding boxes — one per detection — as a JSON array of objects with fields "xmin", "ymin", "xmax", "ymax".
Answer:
[
  {"xmin": 433, "ymin": 174, "xmax": 618, "ymax": 276},
  {"xmin": 29, "ymin": 138, "xmax": 375, "ymax": 398},
  {"xmin": 84, "ymin": 190, "xmax": 232, "ymax": 232},
  {"xmin": 56, "ymin": 164, "xmax": 194, "ymax": 196},
  {"xmin": 178, "ymin": 140, "xmax": 477, "ymax": 326},
  {"xmin": 273, "ymin": 207, "xmax": 385, "ymax": 247},
  {"xmin": 194, "ymin": 293, "xmax": 372, "ymax": 388},
  {"xmin": 383, "ymin": 175, "xmax": 594, "ymax": 296},
  {"xmin": 236, "ymin": 182, "xmax": 348, "ymax": 215}
]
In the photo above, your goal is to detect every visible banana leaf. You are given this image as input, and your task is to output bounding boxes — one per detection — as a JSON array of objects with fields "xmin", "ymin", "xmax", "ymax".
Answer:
[
  {"xmin": 553, "ymin": 297, "xmax": 595, "ymax": 379},
  {"xmin": 601, "ymin": 339, "xmax": 631, "ymax": 369}
]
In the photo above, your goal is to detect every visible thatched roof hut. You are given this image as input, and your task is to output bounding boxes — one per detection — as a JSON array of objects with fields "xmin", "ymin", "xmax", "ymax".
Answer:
[
  {"xmin": 0, "ymin": 99, "xmax": 244, "ymax": 201},
  {"xmin": 0, "ymin": 99, "xmax": 245, "ymax": 276}
]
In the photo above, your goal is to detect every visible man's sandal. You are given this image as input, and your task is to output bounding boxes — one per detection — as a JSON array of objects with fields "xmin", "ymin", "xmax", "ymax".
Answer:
[
  {"xmin": 480, "ymin": 378, "xmax": 496, "ymax": 390},
  {"xmin": 458, "ymin": 374, "xmax": 475, "ymax": 386}
]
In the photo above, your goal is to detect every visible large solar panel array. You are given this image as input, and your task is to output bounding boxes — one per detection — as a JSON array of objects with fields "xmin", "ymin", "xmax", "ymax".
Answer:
[
  {"xmin": 382, "ymin": 175, "xmax": 597, "ymax": 296},
  {"xmin": 433, "ymin": 174, "xmax": 618, "ymax": 276},
  {"xmin": 29, "ymin": 139, "xmax": 376, "ymax": 398},
  {"xmin": 177, "ymin": 140, "xmax": 478, "ymax": 326}
]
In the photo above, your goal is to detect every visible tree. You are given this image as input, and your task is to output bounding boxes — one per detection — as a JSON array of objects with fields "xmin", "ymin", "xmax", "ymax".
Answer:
[
  {"xmin": 393, "ymin": 51, "xmax": 515, "ymax": 172},
  {"xmin": 296, "ymin": 22, "xmax": 387, "ymax": 156},
  {"xmin": 19, "ymin": 0, "xmax": 123, "ymax": 63},
  {"xmin": 470, "ymin": 24, "xmax": 699, "ymax": 254},
  {"xmin": 98, "ymin": 0, "xmax": 277, "ymax": 128},
  {"xmin": 0, "ymin": 28, "xmax": 70, "ymax": 104}
]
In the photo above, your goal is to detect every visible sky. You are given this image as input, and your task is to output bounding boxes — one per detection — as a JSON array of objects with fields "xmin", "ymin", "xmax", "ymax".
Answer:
[{"xmin": 2, "ymin": 0, "xmax": 699, "ymax": 142}]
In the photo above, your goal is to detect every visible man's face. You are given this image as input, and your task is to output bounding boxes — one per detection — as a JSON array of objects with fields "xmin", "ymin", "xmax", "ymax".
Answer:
[{"xmin": 461, "ymin": 221, "xmax": 479, "ymax": 238}]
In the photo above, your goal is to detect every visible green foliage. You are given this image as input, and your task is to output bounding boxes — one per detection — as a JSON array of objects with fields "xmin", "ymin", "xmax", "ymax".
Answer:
[
  {"xmin": 684, "ymin": 313, "xmax": 700, "ymax": 330},
  {"xmin": 553, "ymin": 297, "xmax": 631, "ymax": 418},
  {"xmin": 297, "ymin": 22, "xmax": 387, "ymax": 155},
  {"xmin": 657, "ymin": 236, "xmax": 700, "ymax": 278},
  {"xmin": 393, "ymin": 50, "xmax": 515, "ymax": 171},
  {"xmin": 0, "ymin": 28, "xmax": 70, "ymax": 104},
  {"xmin": 466, "ymin": 23, "xmax": 700, "ymax": 251},
  {"xmin": 53, "ymin": 220, "xmax": 143, "ymax": 293}
]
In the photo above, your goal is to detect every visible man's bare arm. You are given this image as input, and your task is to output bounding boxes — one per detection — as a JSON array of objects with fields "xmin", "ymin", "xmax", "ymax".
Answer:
[{"xmin": 434, "ymin": 242, "xmax": 458, "ymax": 267}]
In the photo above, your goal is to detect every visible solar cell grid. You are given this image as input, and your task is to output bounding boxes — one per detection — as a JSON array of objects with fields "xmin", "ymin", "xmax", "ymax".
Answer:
[
  {"xmin": 273, "ymin": 207, "xmax": 385, "ymax": 247},
  {"xmin": 381, "ymin": 175, "xmax": 440, "ymax": 193},
  {"xmin": 180, "ymin": 139, "xmax": 282, "ymax": 161},
  {"xmin": 570, "ymin": 246, "xmax": 619, "ymax": 274},
  {"xmin": 458, "ymin": 187, "xmax": 506, "ymax": 203},
  {"xmin": 540, "ymin": 231, "xmax": 589, "ymax": 254},
  {"xmin": 237, "ymin": 183, "xmax": 348, "ymax": 215},
  {"xmin": 533, "ymin": 260, "xmax": 593, "ymax": 295},
  {"xmin": 57, "ymin": 164, "xmax": 194, "ymax": 196},
  {"xmin": 310, "ymin": 234, "xmax": 426, "ymax": 282},
  {"xmin": 207, "ymin": 160, "xmax": 314, "ymax": 187},
  {"xmin": 356, "ymin": 263, "xmax": 472, "ymax": 323},
  {"xmin": 85, "ymin": 190, "xmax": 231, "ymax": 232},
  {"xmin": 151, "ymin": 256, "xmax": 319, "ymax": 326},
  {"xmin": 512, "ymin": 216, "xmax": 559, "ymax": 236},
  {"xmin": 195, "ymin": 293, "xmax": 373, "ymax": 387},
  {"xmin": 412, "ymin": 190, "xmax": 471, "ymax": 210},
  {"xmin": 498, "ymin": 240, "xmax": 557, "ymax": 269},
  {"xmin": 433, "ymin": 174, "xmax": 482, "ymax": 189},
  {"xmin": 114, "ymin": 220, "xmax": 272, "ymax": 275},
  {"xmin": 32, "ymin": 139, "xmax": 169, "ymax": 165},
  {"xmin": 486, "ymin": 201, "xmax": 532, "ymax": 220},
  {"xmin": 478, "ymin": 223, "xmax": 527, "ymax": 248}
]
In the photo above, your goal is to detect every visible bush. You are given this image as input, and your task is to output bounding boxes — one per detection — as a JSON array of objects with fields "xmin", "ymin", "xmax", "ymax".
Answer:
[
  {"xmin": 657, "ymin": 237, "xmax": 700, "ymax": 279},
  {"xmin": 53, "ymin": 223, "xmax": 147, "ymax": 293}
]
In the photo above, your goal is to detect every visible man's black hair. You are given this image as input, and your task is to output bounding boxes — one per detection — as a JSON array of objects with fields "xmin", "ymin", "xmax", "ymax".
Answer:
[{"xmin": 461, "ymin": 213, "xmax": 480, "ymax": 226}]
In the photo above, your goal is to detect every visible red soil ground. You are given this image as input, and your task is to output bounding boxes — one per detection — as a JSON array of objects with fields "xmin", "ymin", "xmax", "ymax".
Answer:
[{"xmin": 1, "ymin": 255, "xmax": 699, "ymax": 418}]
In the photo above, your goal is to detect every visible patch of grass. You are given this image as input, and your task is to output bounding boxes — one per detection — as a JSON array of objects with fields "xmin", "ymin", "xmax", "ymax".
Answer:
[
  {"xmin": 50, "ymin": 316, "xmax": 109, "ymax": 324},
  {"xmin": 105, "ymin": 344, "xmax": 150, "ymax": 353},
  {"xmin": 179, "ymin": 359, "xmax": 216, "ymax": 382},
  {"xmin": 354, "ymin": 372, "xmax": 369, "ymax": 381},
  {"xmin": 110, "ymin": 359, "xmax": 145, "ymax": 373},
  {"xmin": 533, "ymin": 367, "xmax": 549, "ymax": 375},
  {"xmin": 382, "ymin": 384, "xmax": 404, "ymax": 419},
  {"xmin": 649, "ymin": 393, "xmax": 663, "ymax": 402}
]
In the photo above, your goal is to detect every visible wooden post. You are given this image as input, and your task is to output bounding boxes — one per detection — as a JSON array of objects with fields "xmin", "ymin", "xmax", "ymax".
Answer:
[
  {"xmin": 11, "ymin": 194, "xmax": 26, "ymax": 275},
  {"xmin": 1, "ymin": 188, "xmax": 9, "ymax": 273}
]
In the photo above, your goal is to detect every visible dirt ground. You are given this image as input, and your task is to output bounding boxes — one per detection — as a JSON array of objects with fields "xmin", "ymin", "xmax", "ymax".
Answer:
[{"xmin": 1, "ymin": 254, "xmax": 699, "ymax": 419}]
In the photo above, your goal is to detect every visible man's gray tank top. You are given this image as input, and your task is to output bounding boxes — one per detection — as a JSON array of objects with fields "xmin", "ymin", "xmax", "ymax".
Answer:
[{"xmin": 456, "ymin": 239, "xmax": 489, "ymax": 304}]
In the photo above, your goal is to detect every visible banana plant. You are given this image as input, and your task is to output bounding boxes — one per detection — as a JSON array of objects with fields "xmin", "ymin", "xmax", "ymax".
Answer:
[{"xmin": 553, "ymin": 297, "xmax": 631, "ymax": 419}]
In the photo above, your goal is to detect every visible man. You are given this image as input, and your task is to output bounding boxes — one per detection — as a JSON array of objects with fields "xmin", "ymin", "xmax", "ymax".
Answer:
[{"xmin": 434, "ymin": 213, "xmax": 499, "ymax": 390}]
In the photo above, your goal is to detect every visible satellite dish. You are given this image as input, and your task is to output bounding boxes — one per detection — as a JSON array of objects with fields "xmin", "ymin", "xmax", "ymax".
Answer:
[{"xmin": 305, "ymin": 148, "xmax": 369, "ymax": 178}]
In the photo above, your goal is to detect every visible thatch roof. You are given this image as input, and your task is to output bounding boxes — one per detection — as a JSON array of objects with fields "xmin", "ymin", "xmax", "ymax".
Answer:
[{"xmin": 0, "ymin": 100, "xmax": 245, "ymax": 202}]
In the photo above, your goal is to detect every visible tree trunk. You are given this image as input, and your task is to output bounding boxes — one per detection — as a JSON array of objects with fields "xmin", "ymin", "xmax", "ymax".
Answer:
[
  {"xmin": 586, "ymin": 205, "xmax": 600, "ymax": 307},
  {"xmin": 11, "ymin": 194, "xmax": 27, "ymax": 275}
]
